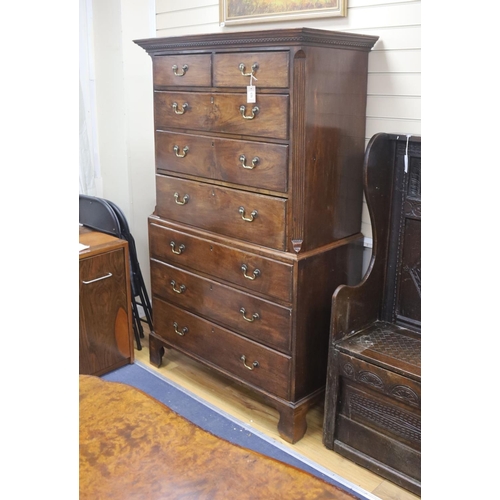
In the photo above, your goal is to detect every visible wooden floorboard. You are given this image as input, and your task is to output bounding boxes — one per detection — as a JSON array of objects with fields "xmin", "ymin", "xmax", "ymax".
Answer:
[{"xmin": 133, "ymin": 328, "xmax": 420, "ymax": 500}]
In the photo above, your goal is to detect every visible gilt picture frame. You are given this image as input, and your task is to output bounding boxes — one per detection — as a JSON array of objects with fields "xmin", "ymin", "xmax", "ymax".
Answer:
[{"xmin": 219, "ymin": 0, "xmax": 347, "ymax": 27}]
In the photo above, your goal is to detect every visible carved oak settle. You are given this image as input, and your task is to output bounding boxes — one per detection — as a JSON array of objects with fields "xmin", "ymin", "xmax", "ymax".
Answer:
[{"xmin": 323, "ymin": 133, "xmax": 421, "ymax": 494}]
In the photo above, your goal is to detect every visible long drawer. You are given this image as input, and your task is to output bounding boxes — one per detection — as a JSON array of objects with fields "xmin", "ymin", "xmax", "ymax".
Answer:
[
  {"xmin": 153, "ymin": 298, "xmax": 291, "ymax": 399},
  {"xmin": 154, "ymin": 91, "xmax": 289, "ymax": 140},
  {"xmin": 156, "ymin": 174, "xmax": 287, "ymax": 250},
  {"xmin": 151, "ymin": 259, "xmax": 292, "ymax": 353},
  {"xmin": 149, "ymin": 220, "xmax": 293, "ymax": 303},
  {"xmin": 155, "ymin": 130, "xmax": 288, "ymax": 193}
]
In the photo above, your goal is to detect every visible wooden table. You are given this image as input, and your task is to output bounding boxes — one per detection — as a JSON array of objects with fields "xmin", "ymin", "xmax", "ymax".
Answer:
[
  {"xmin": 80, "ymin": 374, "xmax": 357, "ymax": 499},
  {"xmin": 79, "ymin": 226, "xmax": 134, "ymax": 375}
]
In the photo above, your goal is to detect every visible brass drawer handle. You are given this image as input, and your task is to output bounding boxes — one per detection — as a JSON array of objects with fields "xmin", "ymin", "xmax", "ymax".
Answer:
[
  {"xmin": 239, "ymin": 155, "xmax": 259, "ymax": 170},
  {"xmin": 240, "ymin": 355, "xmax": 259, "ymax": 370},
  {"xmin": 241, "ymin": 264, "xmax": 260, "ymax": 280},
  {"xmin": 240, "ymin": 307, "xmax": 260, "ymax": 322},
  {"xmin": 173, "ymin": 321, "xmax": 188, "ymax": 336},
  {"xmin": 170, "ymin": 280, "xmax": 186, "ymax": 294},
  {"xmin": 82, "ymin": 272, "xmax": 112, "ymax": 285},
  {"xmin": 174, "ymin": 192, "xmax": 189, "ymax": 205},
  {"xmin": 173, "ymin": 145, "xmax": 189, "ymax": 158},
  {"xmin": 170, "ymin": 241, "xmax": 186, "ymax": 255},
  {"xmin": 239, "ymin": 105, "xmax": 259, "ymax": 120},
  {"xmin": 239, "ymin": 62, "xmax": 258, "ymax": 77},
  {"xmin": 238, "ymin": 207, "xmax": 257, "ymax": 222},
  {"xmin": 172, "ymin": 64, "xmax": 188, "ymax": 77},
  {"xmin": 172, "ymin": 102, "xmax": 188, "ymax": 115}
]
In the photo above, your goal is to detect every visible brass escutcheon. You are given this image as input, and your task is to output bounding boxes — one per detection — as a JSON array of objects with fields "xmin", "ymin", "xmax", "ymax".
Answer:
[
  {"xmin": 173, "ymin": 145, "xmax": 189, "ymax": 158},
  {"xmin": 238, "ymin": 207, "xmax": 257, "ymax": 222},
  {"xmin": 239, "ymin": 154, "xmax": 259, "ymax": 169},
  {"xmin": 238, "ymin": 62, "xmax": 258, "ymax": 77},
  {"xmin": 172, "ymin": 64, "xmax": 188, "ymax": 77},
  {"xmin": 170, "ymin": 241, "xmax": 185, "ymax": 255},
  {"xmin": 172, "ymin": 102, "xmax": 188, "ymax": 115},
  {"xmin": 173, "ymin": 321, "xmax": 188, "ymax": 336},
  {"xmin": 240, "ymin": 355, "xmax": 259, "ymax": 370},
  {"xmin": 174, "ymin": 192, "xmax": 189, "ymax": 205},
  {"xmin": 239, "ymin": 105, "xmax": 259, "ymax": 120},
  {"xmin": 170, "ymin": 280, "xmax": 186, "ymax": 294},
  {"xmin": 241, "ymin": 264, "xmax": 260, "ymax": 280},
  {"xmin": 240, "ymin": 307, "xmax": 260, "ymax": 322}
]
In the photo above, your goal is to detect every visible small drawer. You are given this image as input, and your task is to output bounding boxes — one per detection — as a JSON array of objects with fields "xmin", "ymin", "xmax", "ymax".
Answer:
[
  {"xmin": 155, "ymin": 131, "xmax": 288, "ymax": 193},
  {"xmin": 213, "ymin": 51, "xmax": 289, "ymax": 88},
  {"xmin": 149, "ymin": 220, "xmax": 293, "ymax": 303},
  {"xmin": 151, "ymin": 260, "xmax": 292, "ymax": 353},
  {"xmin": 153, "ymin": 298, "xmax": 291, "ymax": 399},
  {"xmin": 155, "ymin": 175, "xmax": 287, "ymax": 251},
  {"xmin": 153, "ymin": 54, "xmax": 211, "ymax": 87},
  {"xmin": 154, "ymin": 91, "xmax": 289, "ymax": 140}
]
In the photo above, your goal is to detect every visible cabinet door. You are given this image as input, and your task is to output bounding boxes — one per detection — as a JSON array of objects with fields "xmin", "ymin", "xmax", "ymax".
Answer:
[{"xmin": 79, "ymin": 248, "xmax": 131, "ymax": 375}]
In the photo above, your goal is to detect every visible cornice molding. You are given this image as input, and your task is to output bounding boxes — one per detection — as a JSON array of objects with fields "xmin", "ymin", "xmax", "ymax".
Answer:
[{"xmin": 134, "ymin": 28, "xmax": 379, "ymax": 54}]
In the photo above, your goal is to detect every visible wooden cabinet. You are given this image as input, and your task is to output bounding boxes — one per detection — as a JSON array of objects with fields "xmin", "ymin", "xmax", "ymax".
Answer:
[
  {"xmin": 135, "ymin": 28, "xmax": 378, "ymax": 443},
  {"xmin": 79, "ymin": 226, "xmax": 134, "ymax": 376}
]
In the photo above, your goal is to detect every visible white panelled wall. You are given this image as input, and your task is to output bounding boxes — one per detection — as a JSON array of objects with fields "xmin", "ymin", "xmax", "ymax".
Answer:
[{"xmin": 88, "ymin": 0, "xmax": 420, "ymax": 293}]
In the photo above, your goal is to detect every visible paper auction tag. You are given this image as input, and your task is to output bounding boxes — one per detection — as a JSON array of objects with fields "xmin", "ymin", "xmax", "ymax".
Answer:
[{"xmin": 247, "ymin": 85, "xmax": 256, "ymax": 103}]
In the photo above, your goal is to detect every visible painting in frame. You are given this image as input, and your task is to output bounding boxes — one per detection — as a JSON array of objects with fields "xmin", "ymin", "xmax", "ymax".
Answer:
[{"xmin": 219, "ymin": 0, "xmax": 347, "ymax": 27}]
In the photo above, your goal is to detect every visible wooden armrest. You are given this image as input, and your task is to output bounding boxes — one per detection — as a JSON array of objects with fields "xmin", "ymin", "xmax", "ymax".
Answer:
[{"xmin": 330, "ymin": 133, "xmax": 396, "ymax": 342}]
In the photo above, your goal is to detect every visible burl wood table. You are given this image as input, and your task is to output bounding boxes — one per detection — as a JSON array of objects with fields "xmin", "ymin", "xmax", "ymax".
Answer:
[{"xmin": 79, "ymin": 375, "xmax": 357, "ymax": 499}]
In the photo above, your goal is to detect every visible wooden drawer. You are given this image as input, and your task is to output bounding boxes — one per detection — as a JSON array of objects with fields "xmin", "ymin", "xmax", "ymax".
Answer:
[
  {"xmin": 213, "ymin": 51, "xmax": 289, "ymax": 88},
  {"xmin": 338, "ymin": 380, "xmax": 420, "ymax": 450},
  {"xmin": 151, "ymin": 259, "xmax": 292, "ymax": 353},
  {"xmin": 337, "ymin": 353, "xmax": 421, "ymax": 409},
  {"xmin": 156, "ymin": 175, "xmax": 287, "ymax": 250},
  {"xmin": 154, "ymin": 91, "xmax": 289, "ymax": 140},
  {"xmin": 153, "ymin": 298, "xmax": 291, "ymax": 399},
  {"xmin": 155, "ymin": 131, "xmax": 288, "ymax": 193},
  {"xmin": 149, "ymin": 220, "xmax": 293, "ymax": 303},
  {"xmin": 153, "ymin": 54, "xmax": 211, "ymax": 87}
]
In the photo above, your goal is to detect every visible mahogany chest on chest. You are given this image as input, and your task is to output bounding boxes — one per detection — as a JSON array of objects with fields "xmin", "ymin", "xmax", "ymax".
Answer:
[{"xmin": 135, "ymin": 28, "xmax": 378, "ymax": 443}]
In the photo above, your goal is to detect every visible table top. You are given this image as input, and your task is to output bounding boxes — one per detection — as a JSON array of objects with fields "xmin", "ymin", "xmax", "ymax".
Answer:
[{"xmin": 79, "ymin": 226, "xmax": 127, "ymax": 259}]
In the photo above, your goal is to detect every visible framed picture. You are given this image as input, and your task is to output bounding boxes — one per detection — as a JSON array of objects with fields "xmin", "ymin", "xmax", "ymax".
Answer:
[{"xmin": 219, "ymin": 0, "xmax": 347, "ymax": 27}]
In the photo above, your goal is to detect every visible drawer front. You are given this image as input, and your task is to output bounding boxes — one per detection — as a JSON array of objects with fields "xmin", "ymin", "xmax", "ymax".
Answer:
[
  {"xmin": 155, "ymin": 91, "xmax": 289, "ymax": 140},
  {"xmin": 149, "ymin": 221, "xmax": 293, "ymax": 303},
  {"xmin": 151, "ymin": 259, "xmax": 292, "ymax": 353},
  {"xmin": 156, "ymin": 175, "xmax": 287, "ymax": 250},
  {"xmin": 153, "ymin": 54, "xmax": 211, "ymax": 87},
  {"xmin": 337, "ymin": 352, "xmax": 421, "ymax": 409},
  {"xmin": 339, "ymin": 381, "xmax": 421, "ymax": 450},
  {"xmin": 153, "ymin": 298, "xmax": 291, "ymax": 399},
  {"xmin": 155, "ymin": 131, "xmax": 288, "ymax": 193},
  {"xmin": 213, "ymin": 51, "xmax": 289, "ymax": 88}
]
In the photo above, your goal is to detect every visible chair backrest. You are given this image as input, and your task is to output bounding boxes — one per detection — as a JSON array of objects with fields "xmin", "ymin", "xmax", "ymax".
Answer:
[
  {"xmin": 79, "ymin": 195, "xmax": 122, "ymax": 238},
  {"xmin": 380, "ymin": 135, "xmax": 421, "ymax": 332},
  {"xmin": 104, "ymin": 199, "xmax": 142, "ymax": 295}
]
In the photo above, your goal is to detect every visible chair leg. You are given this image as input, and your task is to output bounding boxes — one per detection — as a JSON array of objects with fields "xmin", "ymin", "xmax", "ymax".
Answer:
[
  {"xmin": 132, "ymin": 318, "xmax": 142, "ymax": 351},
  {"xmin": 131, "ymin": 298, "xmax": 143, "ymax": 349},
  {"xmin": 138, "ymin": 287, "xmax": 154, "ymax": 331}
]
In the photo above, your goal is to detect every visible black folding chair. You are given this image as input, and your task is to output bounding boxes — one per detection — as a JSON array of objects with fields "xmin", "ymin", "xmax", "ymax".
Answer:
[
  {"xmin": 105, "ymin": 199, "xmax": 154, "ymax": 346},
  {"xmin": 79, "ymin": 195, "xmax": 153, "ymax": 350}
]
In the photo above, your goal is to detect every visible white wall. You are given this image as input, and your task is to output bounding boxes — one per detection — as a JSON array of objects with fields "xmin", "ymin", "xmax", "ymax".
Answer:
[
  {"xmin": 90, "ymin": 0, "xmax": 156, "ymax": 293},
  {"xmin": 89, "ymin": 0, "xmax": 420, "ymax": 291}
]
